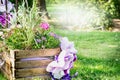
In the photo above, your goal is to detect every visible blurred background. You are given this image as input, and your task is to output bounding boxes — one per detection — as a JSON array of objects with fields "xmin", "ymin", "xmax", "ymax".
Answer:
[{"xmin": 9, "ymin": 0, "xmax": 120, "ymax": 31}]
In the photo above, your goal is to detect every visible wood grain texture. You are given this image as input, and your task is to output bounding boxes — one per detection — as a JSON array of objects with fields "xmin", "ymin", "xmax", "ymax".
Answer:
[
  {"xmin": 15, "ymin": 59, "xmax": 52, "ymax": 69},
  {"xmin": 0, "ymin": 67, "xmax": 13, "ymax": 80},
  {"xmin": 1, "ymin": 62, "xmax": 11, "ymax": 75},
  {"xmin": 15, "ymin": 75, "xmax": 51, "ymax": 80},
  {"xmin": 12, "ymin": 48, "xmax": 60, "ymax": 59},
  {"xmin": 1, "ymin": 48, "xmax": 60, "ymax": 80},
  {"xmin": 15, "ymin": 67, "xmax": 49, "ymax": 78}
]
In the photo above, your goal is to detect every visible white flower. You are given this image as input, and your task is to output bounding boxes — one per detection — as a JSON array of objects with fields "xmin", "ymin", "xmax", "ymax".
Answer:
[
  {"xmin": 52, "ymin": 70, "xmax": 65, "ymax": 79},
  {"xmin": 0, "ymin": 0, "xmax": 14, "ymax": 12},
  {"xmin": 46, "ymin": 50, "xmax": 66, "ymax": 72},
  {"xmin": 0, "ymin": 31, "xmax": 3, "ymax": 36}
]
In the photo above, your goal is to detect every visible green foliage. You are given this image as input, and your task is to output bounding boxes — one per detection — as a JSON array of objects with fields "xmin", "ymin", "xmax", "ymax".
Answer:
[
  {"xmin": 88, "ymin": 0, "xmax": 120, "ymax": 18},
  {"xmin": 5, "ymin": 27, "xmax": 34, "ymax": 49},
  {"xmin": 0, "ymin": 2, "xmax": 60, "ymax": 50},
  {"xmin": 4, "ymin": 27, "xmax": 60, "ymax": 50},
  {"xmin": 81, "ymin": 0, "xmax": 119, "ymax": 27},
  {"xmin": 45, "ymin": 35, "xmax": 60, "ymax": 48},
  {"xmin": 0, "ymin": 25, "xmax": 2, "ymax": 29}
]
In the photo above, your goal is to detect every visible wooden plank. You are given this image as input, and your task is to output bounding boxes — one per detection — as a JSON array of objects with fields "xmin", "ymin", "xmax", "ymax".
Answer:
[
  {"xmin": 10, "ymin": 50, "xmax": 16, "ymax": 79},
  {"xmin": 2, "ymin": 52, "xmax": 11, "ymax": 65},
  {"xmin": 15, "ymin": 75, "xmax": 50, "ymax": 80},
  {"xmin": 13, "ymin": 48, "xmax": 60, "ymax": 59},
  {"xmin": 15, "ymin": 59, "xmax": 52, "ymax": 69},
  {"xmin": 1, "ymin": 53, "xmax": 11, "ymax": 75},
  {"xmin": 15, "ymin": 67, "xmax": 49, "ymax": 78},
  {"xmin": 1, "ymin": 62, "xmax": 11, "ymax": 75},
  {"xmin": 1, "ymin": 52, "xmax": 13, "ymax": 80}
]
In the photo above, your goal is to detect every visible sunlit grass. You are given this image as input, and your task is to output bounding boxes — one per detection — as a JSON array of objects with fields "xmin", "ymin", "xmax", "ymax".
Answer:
[
  {"xmin": 0, "ymin": 73, "xmax": 6, "ymax": 80},
  {"xmin": 55, "ymin": 29, "xmax": 120, "ymax": 80}
]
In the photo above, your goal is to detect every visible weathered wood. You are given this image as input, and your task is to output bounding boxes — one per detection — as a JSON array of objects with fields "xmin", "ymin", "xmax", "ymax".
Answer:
[
  {"xmin": 1, "ymin": 48, "xmax": 60, "ymax": 80},
  {"xmin": 2, "ymin": 52, "xmax": 11, "ymax": 65},
  {"xmin": 1, "ymin": 53, "xmax": 11, "ymax": 75},
  {"xmin": 0, "ymin": 67, "xmax": 13, "ymax": 80},
  {"xmin": 15, "ymin": 75, "xmax": 50, "ymax": 80},
  {"xmin": 15, "ymin": 59, "xmax": 52, "ymax": 69},
  {"xmin": 13, "ymin": 48, "xmax": 60, "ymax": 59},
  {"xmin": 1, "ymin": 62, "xmax": 11, "ymax": 75},
  {"xmin": 10, "ymin": 50, "xmax": 15, "ymax": 79},
  {"xmin": 15, "ymin": 68, "xmax": 49, "ymax": 78}
]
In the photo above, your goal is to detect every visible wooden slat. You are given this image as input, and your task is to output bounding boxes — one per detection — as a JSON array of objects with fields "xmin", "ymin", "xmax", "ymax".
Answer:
[
  {"xmin": 1, "ymin": 48, "xmax": 60, "ymax": 80},
  {"xmin": 15, "ymin": 75, "xmax": 50, "ymax": 80},
  {"xmin": 15, "ymin": 59, "xmax": 52, "ymax": 69},
  {"xmin": 15, "ymin": 67, "xmax": 49, "ymax": 78},
  {"xmin": 1, "ymin": 62, "xmax": 11, "ymax": 75},
  {"xmin": 2, "ymin": 52, "xmax": 11, "ymax": 65},
  {"xmin": 10, "ymin": 50, "xmax": 15, "ymax": 79},
  {"xmin": 1, "ymin": 53, "xmax": 11, "ymax": 75},
  {"xmin": 12, "ymin": 48, "xmax": 60, "ymax": 59},
  {"xmin": 1, "ymin": 52, "xmax": 14, "ymax": 80}
]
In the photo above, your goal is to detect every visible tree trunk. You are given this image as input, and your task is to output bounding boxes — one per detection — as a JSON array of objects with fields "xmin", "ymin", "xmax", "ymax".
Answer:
[{"xmin": 36, "ymin": 0, "xmax": 50, "ymax": 19}]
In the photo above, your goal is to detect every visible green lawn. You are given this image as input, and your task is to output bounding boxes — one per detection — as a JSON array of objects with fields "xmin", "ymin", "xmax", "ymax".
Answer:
[
  {"xmin": 55, "ymin": 30, "xmax": 120, "ymax": 80},
  {"xmin": 0, "ymin": 30, "xmax": 120, "ymax": 80}
]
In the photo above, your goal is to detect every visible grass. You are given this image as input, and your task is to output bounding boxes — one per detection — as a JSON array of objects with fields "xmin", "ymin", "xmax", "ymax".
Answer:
[
  {"xmin": 55, "ymin": 30, "xmax": 120, "ymax": 80},
  {"xmin": 0, "ymin": 30, "xmax": 120, "ymax": 80}
]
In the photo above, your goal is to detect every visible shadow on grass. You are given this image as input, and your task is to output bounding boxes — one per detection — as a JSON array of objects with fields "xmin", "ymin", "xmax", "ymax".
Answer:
[
  {"xmin": 71, "ymin": 32, "xmax": 120, "ymax": 80},
  {"xmin": 71, "ymin": 55, "xmax": 120, "ymax": 80},
  {"xmin": 0, "ymin": 72, "xmax": 6, "ymax": 80}
]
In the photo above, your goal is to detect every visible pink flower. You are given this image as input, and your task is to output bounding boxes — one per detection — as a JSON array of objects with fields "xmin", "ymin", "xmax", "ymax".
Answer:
[{"xmin": 40, "ymin": 22, "xmax": 49, "ymax": 30}]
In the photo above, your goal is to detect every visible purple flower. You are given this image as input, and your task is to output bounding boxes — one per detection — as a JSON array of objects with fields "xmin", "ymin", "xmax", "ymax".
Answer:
[
  {"xmin": 36, "ymin": 39, "xmax": 41, "ymax": 43},
  {"xmin": 50, "ymin": 73, "xmax": 71, "ymax": 80},
  {"xmin": 49, "ymin": 32, "xmax": 60, "ymax": 39},
  {"xmin": 40, "ymin": 22, "xmax": 49, "ymax": 30},
  {"xmin": 41, "ymin": 37, "xmax": 46, "ymax": 41},
  {"xmin": 0, "ymin": 15, "xmax": 5, "ymax": 26},
  {"xmin": 49, "ymin": 32, "xmax": 55, "ymax": 37},
  {"xmin": 0, "ymin": 13, "xmax": 11, "ymax": 27},
  {"xmin": 46, "ymin": 37, "xmax": 77, "ymax": 79},
  {"xmin": 61, "ymin": 74, "xmax": 71, "ymax": 80}
]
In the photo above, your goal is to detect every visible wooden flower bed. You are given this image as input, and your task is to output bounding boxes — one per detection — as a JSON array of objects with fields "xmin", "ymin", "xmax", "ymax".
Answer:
[{"xmin": 0, "ymin": 48, "xmax": 60, "ymax": 80}]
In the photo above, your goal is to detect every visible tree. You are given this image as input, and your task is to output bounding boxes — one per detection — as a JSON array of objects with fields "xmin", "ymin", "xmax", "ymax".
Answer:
[
  {"xmin": 36, "ymin": 0, "xmax": 50, "ymax": 19},
  {"xmin": 9, "ymin": 0, "xmax": 50, "ymax": 19}
]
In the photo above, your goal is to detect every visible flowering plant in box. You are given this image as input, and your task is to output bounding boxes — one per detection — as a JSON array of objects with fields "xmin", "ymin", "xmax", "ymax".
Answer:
[
  {"xmin": 0, "ymin": 3, "xmax": 60, "ymax": 50},
  {"xmin": 0, "ymin": 2, "xmax": 77, "ymax": 80},
  {"xmin": 1, "ymin": 23, "xmax": 60, "ymax": 50}
]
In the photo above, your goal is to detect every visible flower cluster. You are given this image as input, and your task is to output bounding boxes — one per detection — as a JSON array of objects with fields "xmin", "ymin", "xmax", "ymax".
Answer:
[
  {"xmin": 47, "ymin": 37, "xmax": 77, "ymax": 80},
  {"xmin": 0, "ymin": 13, "xmax": 11, "ymax": 27},
  {"xmin": 0, "ymin": 0, "xmax": 14, "ymax": 28},
  {"xmin": 40, "ymin": 22, "xmax": 49, "ymax": 30},
  {"xmin": 0, "ymin": 1, "xmax": 60, "ymax": 50},
  {"xmin": 0, "ymin": 22, "xmax": 60, "ymax": 50}
]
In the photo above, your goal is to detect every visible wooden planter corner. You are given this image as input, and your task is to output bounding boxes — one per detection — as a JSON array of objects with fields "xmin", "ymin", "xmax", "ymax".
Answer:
[{"xmin": 0, "ymin": 48, "xmax": 60, "ymax": 80}]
